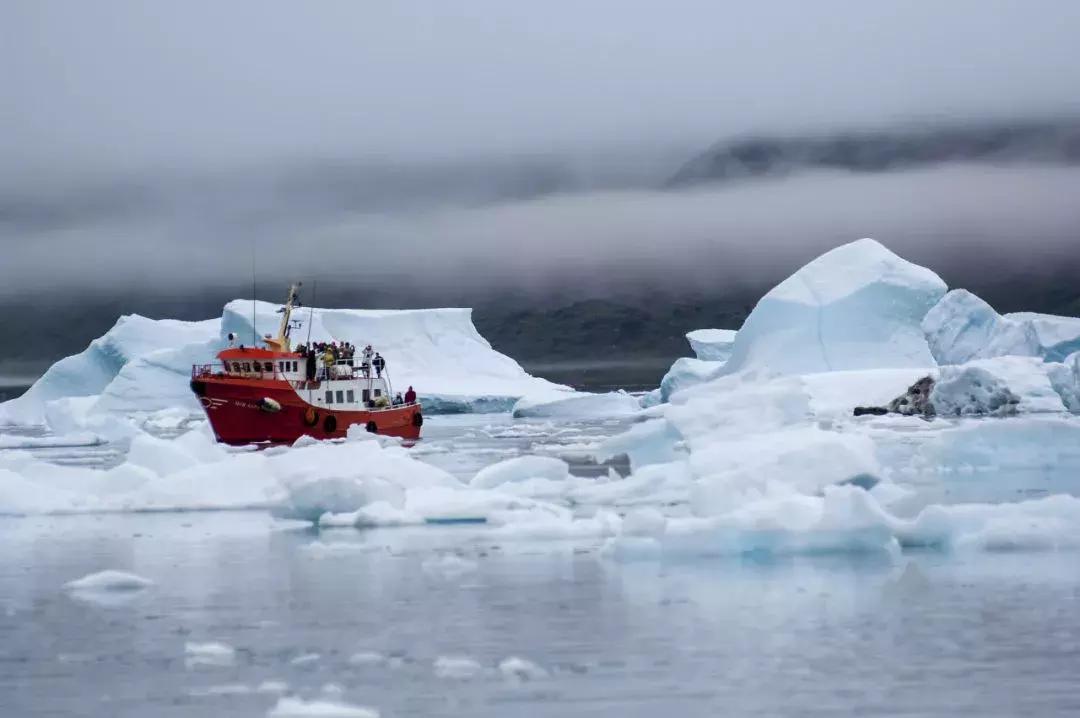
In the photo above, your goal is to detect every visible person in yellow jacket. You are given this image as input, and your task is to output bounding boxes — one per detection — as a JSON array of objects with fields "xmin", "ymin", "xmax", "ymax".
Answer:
[{"xmin": 321, "ymin": 348, "xmax": 336, "ymax": 380}]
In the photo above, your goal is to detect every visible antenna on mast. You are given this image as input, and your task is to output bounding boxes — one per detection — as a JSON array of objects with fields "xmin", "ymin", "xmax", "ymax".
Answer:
[{"xmin": 251, "ymin": 246, "xmax": 257, "ymax": 346}]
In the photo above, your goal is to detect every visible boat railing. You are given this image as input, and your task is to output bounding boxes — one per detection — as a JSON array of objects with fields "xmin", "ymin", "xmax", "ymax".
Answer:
[{"xmin": 191, "ymin": 362, "xmax": 413, "ymax": 407}]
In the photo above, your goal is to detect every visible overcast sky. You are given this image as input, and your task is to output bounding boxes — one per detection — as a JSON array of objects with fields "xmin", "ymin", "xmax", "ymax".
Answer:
[
  {"xmin": 5, "ymin": 0, "xmax": 1080, "ymax": 175},
  {"xmin": 2, "ymin": 1, "xmax": 1080, "ymax": 299}
]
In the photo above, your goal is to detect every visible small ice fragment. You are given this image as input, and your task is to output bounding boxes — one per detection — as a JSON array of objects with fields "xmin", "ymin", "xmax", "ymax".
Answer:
[
  {"xmin": 185, "ymin": 641, "xmax": 236, "ymax": 668},
  {"xmin": 498, "ymin": 656, "xmax": 549, "ymax": 681},
  {"xmin": 64, "ymin": 570, "xmax": 153, "ymax": 593},
  {"xmin": 266, "ymin": 696, "xmax": 379, "ymax": 718},
  {"xmin": 289, "ymin": 652, "xmax": 320, "ymax": 666},
  {"xmin": 421, "ymin": 555, "xmax": 477, "ymax": 578},
  {"xmin": 189, "ymin": 683, "xmax": 252, "ymax": 697},
  {"xmin": 433, "ymin": 655, "xmax": 484, "ymax": 680},
  {"xmin": 347, "ymin": 651, "xmax": 386, "ymax": 666},
  {"xmin": 321, "ymin": 683, "xmax": 344, "ymax": 695},
  {"xmin": 256, "ymin": 680, "xmax": 289, "ymax": 694}
]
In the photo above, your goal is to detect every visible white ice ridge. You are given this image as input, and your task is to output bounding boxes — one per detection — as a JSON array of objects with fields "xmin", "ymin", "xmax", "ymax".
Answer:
[
  {"xmin": 685, "ymin": 328, "xmax": 737, "ymax": 362},
  {"xmin": 0, "ymin": 299, "xmax": 574, "ymax": 428},
  {"xmin": 722, "ymin": 238, "xmax": 946, "ymax": 376},
  {"xmin": 923, "ymin": 288, "xmax": 1080, "ymax": 365}
]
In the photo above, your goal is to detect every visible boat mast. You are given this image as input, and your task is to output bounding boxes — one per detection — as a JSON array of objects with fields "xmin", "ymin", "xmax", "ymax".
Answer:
[{"xmin": 264, "ymin": 282, "xmax": 301, "ymax": 352}]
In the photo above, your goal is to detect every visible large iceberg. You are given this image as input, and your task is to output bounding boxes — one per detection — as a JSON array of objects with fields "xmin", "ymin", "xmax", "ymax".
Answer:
[
  {"xmin": 924, "ymin": 289, "xmax": 1080, "ymax": 365},
  {"xmin": 1, "ymin": 300, "xmax": 572, "ymax": 428},
  {"xmin": 722, "ymin": 238, "xmax": 946, "ymax": 376}
]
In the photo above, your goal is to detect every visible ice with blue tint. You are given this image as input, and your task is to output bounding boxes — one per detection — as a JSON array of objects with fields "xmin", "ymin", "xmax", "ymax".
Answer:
[
  {"xmin": 721, "ymin": 238, "xmax": 947, "ymax": 376},
  {"xmin": 924, "ymin": 288, "xmax": 1080, "ymax": 364}
]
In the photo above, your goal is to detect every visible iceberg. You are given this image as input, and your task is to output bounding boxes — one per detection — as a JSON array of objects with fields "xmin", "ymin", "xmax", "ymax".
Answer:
[
  {"xmin": 0, "ymin": 315, "xmax": 218, "ymax": 425},
  {"xmin": 721, "ymin": 238, "xmax": 946, "ymax": 376},
  {"xmin": 1, "ymin": 299, "xmax": 571, "ymax": 429},
  {"xmin": 510, "ymin": 390, "xmax": 640, "ymax": 419},
  {"xmin": 924, "ymin": 289, "xmax": 1080, "ymax": 364},
  {"xmin": 685, "ymin": 328, "xmax": 737, "ymax": 362},
  {"xmin": 658, "ymin": 357, "xmax": 725, "ymax": 403}
]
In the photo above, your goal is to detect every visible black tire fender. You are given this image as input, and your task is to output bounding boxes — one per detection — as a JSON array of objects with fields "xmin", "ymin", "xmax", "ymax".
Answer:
[
  {"xmin": 412, "ymin": 412, "xmax": 423, "ymax": 428},
  {"xmin": 324, "ymin": 414, "xmax": 338, "ymax": 433},
  {"xmin": 366, "ymin": 421, "xmax": 378, "ymax": 434}
]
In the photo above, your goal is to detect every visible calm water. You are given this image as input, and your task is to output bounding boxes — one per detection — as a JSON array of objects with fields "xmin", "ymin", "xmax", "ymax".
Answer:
[{"xmin": 2, "ymin": 512, "xmax": 1079, "ymax": 717}]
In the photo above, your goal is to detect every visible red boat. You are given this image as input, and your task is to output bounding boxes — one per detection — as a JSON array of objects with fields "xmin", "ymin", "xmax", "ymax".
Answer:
[{"xmin": 190, "ymin": 284, "xmax": 422, "ymax": 445}]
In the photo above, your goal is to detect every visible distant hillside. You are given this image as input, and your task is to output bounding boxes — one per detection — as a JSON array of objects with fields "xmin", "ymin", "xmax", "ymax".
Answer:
[{"xmin": 668, "ymin": 119, "xmax": 1080, "ymax": 187}]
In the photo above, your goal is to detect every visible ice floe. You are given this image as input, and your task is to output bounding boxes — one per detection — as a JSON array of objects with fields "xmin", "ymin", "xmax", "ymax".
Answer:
[
  {"xmin": 64, "ymin": 569, "xmax": 153, "ymax": 593},
  {"xmin": 266, "ymin": 697, "xmax": 379, "ymax": 718},
  {"xmin": 184, "ymin": 641, "xmax": 236, "ymax": 668}
]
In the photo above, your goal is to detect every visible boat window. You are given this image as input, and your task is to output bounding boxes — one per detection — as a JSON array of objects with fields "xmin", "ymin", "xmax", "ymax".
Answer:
[
  {"xmin": 335, "ymin": 390, "xmax": 344, "ymax": 403},
  {"xmin": 362, "ymin": 389, "xmax": 370, "ymax": 402},
  {"xmin": 243, "ymin": 362, "xmax": 252, "ymax": 372},
  {"xmin": 292, "ymin": 361, "xmax": 299, "ymax": 372},
  {"xmin": 346, "ymin": 390, "xmax": 355, "ymax": 403},
  {"xmin": 232, "ymin": 362, "xmax": 242, "ymax": 372},
  {"xmin": 263, "ymin": 362, "xmax": 273, "ymax": 372},
  {"xmin": 373, "ymin": 389, "xmax": 381, "ymax": 397},
  {"xmin": 325, "ymin": 390, "xmax": 334, "ymax": 404},
  {"xmin": 278, "ymin": 361, "xmax": 285, "ymax": 372}
]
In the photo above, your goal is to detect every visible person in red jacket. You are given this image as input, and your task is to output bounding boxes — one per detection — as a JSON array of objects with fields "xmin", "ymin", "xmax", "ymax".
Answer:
[{"xmin": 404, "ymin": 386, "xmax": 416, "ymax": 405}]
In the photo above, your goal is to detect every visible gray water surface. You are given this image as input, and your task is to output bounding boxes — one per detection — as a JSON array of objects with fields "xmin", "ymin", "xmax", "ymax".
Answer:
[{"xmin": 2, "ymin": 512, "xmax": 1079, "ymax": 717}]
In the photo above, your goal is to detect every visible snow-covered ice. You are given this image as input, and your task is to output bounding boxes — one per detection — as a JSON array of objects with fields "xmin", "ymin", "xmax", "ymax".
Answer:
[
  {"xmin": 685, "ymin": 328, "xmax": 738, "ymax": 362},
  {"xmin": 266, "ymin": 697, "xmax": 379, "ymax": 718}
]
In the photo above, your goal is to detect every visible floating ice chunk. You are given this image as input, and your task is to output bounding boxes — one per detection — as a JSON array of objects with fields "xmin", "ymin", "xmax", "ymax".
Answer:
[
  {"xmin": 620, "ymin": 508, "xmax": 667, "ymax": 537},
  {"xmin": 266, "ymin": 697, "xmax": 379, "ymax": 718},
  {"xmin": 722, "ymin": 238, "xmax": 946, "ymax": 376},
  {"xmin": 686, "ymin": 328, "xmax": 738, "ymax": 362},
  {"xmin": 301, "ymin": 541, "xmax": 382, "ymax": 559},
  {"xmin": 189, "ymin": 684, "xmax": 254, "ymax": 697},
  {"xmin": 939, "ymin": 357, "xmax": 1067, "ymax": 414},
  {"xmin": 924, "ymin": 289, "xmax": 1080, "ymax": 364},
  {"xmin": 511, "ymin": 391, "xmax": 641, "ymax": 419},
  {"xmin": 421, "ymin": 554, "xmax": 478, "ymax": 578},
  {"xmin": 434, "ymin": 655, "xmax": 485, "ymax": 680},
  {"xmin": 1004, "ymin": 312, "xmax": 1080, "ymax": 362},
  {"xmin": 347, "ymin": 652, "xmax": 386, "ymax": 667},
  {"xmin": 64, "ymin": 569, "xmax": 153, "ymax": 593},
  {"xmin": 930, "ymin": 365, "xmax": 1020, "ymax": 417},
  {"xmin": 658, "ymin": 357, "xmax": 725, "ymax": 403},
  {"xmin": 185, "ymin": 641, "xmax": 236, "ymax": 668},
  {"xmin": 470, "ymin": 456, "xmax": 569, "ymax": 490},
  {"xmin": 498, "ymin": 656, "xmax": 549, "ymax": 681},
  {"xmin": 290, "ymin": 653, "xmax": 321, "ymax": 666},
  {"xmin": 593, "ymin": 418, "xmax": 683, "ymax": 472},
  {"xmin": 1047, "ymin": 352, "xmax": 1080, "ymax": 412},
  {"xmin": 257, "ymin": 681, "xmax": 290, "ymax": 694}
]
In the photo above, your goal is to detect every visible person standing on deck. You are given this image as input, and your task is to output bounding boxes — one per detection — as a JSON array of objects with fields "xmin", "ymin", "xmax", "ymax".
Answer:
[
  {"xmin": 373, "ymin": 353, "xmax": 385, "ymax": 378},
  {"xmin": 404, "ymin": 386, "xmax": 416, "ymax": 404},
  {"xmin": 321, "ymin": 346, "xmax": 335, "ymax": 381}
]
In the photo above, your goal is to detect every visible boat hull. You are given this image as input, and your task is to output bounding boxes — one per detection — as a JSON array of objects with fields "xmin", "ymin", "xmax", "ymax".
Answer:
[{"xmin": 190, "ymin": 375, "xmax": 422, "ymax": 445}]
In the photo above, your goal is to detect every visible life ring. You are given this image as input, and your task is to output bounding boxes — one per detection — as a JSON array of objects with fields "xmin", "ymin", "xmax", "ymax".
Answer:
[
  {"xmin": 365, "ymin": 421, "xmax": 378, "ymax": 434},
  {"xmin": 303, "ymin": 407, "xmax": 319, "ymax": 426},
  {"xmin": 259, "ymin": 397, "xmax": 282, "ymax": 413},
  {"xmin": 412, "ymin": 412, "xmax": 423, "ymax": 428},
  {"xmin": 324, "ymin": 414, "xmax": 338, "ymax": 433}
]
